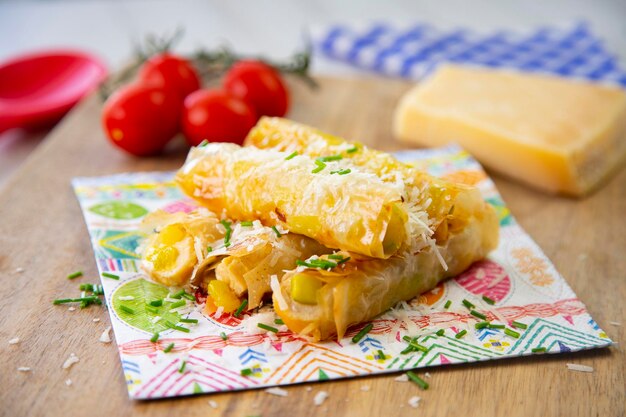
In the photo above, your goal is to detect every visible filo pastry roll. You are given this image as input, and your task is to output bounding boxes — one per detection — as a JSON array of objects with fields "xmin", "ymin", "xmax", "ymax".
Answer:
[{"xmin": 175, "ymin": 143, "xmax": 409, "ymax": 259}]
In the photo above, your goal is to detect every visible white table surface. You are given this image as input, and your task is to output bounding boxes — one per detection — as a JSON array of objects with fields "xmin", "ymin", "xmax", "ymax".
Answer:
[{"xmin": 1, "ymin": 0, "xmax": 625, "ymax": 187}]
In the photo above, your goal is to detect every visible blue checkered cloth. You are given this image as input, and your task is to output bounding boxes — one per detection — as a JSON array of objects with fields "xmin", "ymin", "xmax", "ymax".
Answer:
[{"xmin": 314, "ymin": 21, "xmax": 626, "ymax": 87}]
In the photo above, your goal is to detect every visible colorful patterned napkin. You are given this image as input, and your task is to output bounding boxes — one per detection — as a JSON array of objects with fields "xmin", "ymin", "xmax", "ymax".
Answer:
[
  {"xmin": 312, "ymin": 21, "xmax": 626, "ymax": 87},
  {"xmin": 72, "ymin": 146, "xmax": 611, "ymax": 399}
]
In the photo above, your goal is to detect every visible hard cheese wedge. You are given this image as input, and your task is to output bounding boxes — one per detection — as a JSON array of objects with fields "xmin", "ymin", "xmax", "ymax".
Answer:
[{"xmin": 393, "ymin": 65, "xmax": 626, "ymax": 196}]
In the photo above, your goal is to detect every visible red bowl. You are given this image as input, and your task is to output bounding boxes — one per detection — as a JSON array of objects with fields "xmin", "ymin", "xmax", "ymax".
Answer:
[{"xmin": 0, "ymin": 50, "xmax": 107, "ymax": 134}]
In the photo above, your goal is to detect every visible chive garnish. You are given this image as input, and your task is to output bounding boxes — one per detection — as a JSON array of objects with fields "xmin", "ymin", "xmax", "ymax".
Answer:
[
  {"xmin": 455, "ymin": 330, "xmax": 467, "ymax": 339},
  {"xmin": 532, "ymin": 347, "xmax": 547, "ymax": 353},
  {"xmin": 171, "ymin": 289, "xmax": 186, "ymax": 299},
  {"xmin": 400, "ymin": 346, "xmax": 414, "ymax": 355},
  {"xmin": 234, "ymin": 299, "xmax": 248, "ymax": 318},
  {"xmin": 377, "ymin": 349, "xmax": 386, "ymax": 360},
  {"xmin": 274, "ymin": 318, "xmax": 284, "ymax": 325},
  {"xmin": 488, "ymin": 323, "xmax": 505, "ymax": 329},
  {"xmin": 148, "ymin": 299, "xmax": 163, "ymax": 308},
  {"xmin": 336, "ymin": 256, "xmax": 351, "ymax": 264},
  {"xmin": 317, "ymin": 155, "xmax": 342, "ymax": 162},
  {"xmin": 444, "ymin": 300, "xmax": 452, "ymax": 309},
  {"xmin": 240, "ymin": 368, "xmax": 253, "ymax": 376},
  {"xmin": 167, "ymin": 323, "xmax": 190, "ymax": 333},
  {"xmin": 351, "ymin": 323, "xmax": 373, "ymax": 343},
  {"xmin": 271, "ymin": 226, "xmax": 282, "ymax": 237},
  {"xmin": 403, "ymin": 336, "xmax": 428, "ymax": 353},
  {"xmin": 436, "ymin": 329, "xmax": 445, "ymax": 336},
  {"xmin": 178, "ymin": 360, "xmax": 187, "ymax": 373},
  {"xmin": 328, "ymin": 254, "xmax": 344, "ymax": 260},
  {"xmin": 330, "ymin": 168, "xmax": 351, "ymax": 175},
  {"xmin": 462, "ymin": 299, "xmax": 474, "ymax": 310},
  {"xmin": 346, "ymin": 146, "xmax": 358, "ymax": 154},
  {"xmin": 406, "ymin": 371, "xmax": 429, "ymax": 390},
  {"xmin": 179, "ymin": 318, "xmax": 198, "ymax": 324},
  {"xmin": 163, "ymin": 343, "xmax": 175, "ymax": 353},
  {"xmin": 220, "ymin": 332, "xmax": 228, "ymax": 341},
  {"xmin": 145, "ymin": 305, "xmax": 159, "ymax": 314},
  {"xmin": 119, "ymin": 305, "xmax": 135, "ymax": 315},
  {"xmin": 181, "ymin": 293, "xmax": 195, "ymax": 301},
  {"xmin": 285, "ymin": 151, "xmax": 298, "ymax": 160},
  {"xmin": 67, "ymin": 271, "xmax": 83, "ymax": 280},
  {"xmin": 470, "ymin": 310, "xmax": 487, "ymax": 320},
  {"xmin": 482, "ymin": 295, "xmax": 496, "ymax": 305},
  {"xmin": 257, "ymin": 323, "xmax": 279, "ymax": 333},
  {"xmin": 102, "ymin": 272, "xmax": 119, "ymax": 280},
  {"xmin": 150, "ymin": 332, "xmax": 159, "ymax": 343},
  {"xmin": 220, "ymin": 220, "xmax": 232, "ymax": 247},
  {"xmin": 79, "ymin": 283, "xmax": 94, "ymax": 291},
  {"xmin": 475, "ymin": 321, "xmax": 489, "ymax": 329},
  {"xmin": 53, "ymin": 296, "xmax": 99, "ymax": 305},
  {"xmin": 511, "ymin": 321, "xmax": 527, "ymax": 330},
  {"xmin": 207, "ymin": 246, "xmax": 212, "ymax": 253},
  {"xmin": 241, "ymin": 221, "xmax": 253, "ymax": 227},
  {"xmin": 296, "ymin": 258, "xmax": 338, "ymax": 270},
  {"xmin": 311, "ymin": 160, "xmax": 326, "ymax": 173},
  {"xmin": 197, "ymin": 139, "xmax": 209, "ymax": 147},
  {"xmin": 170, "ymin": 300, "xmax": 186, "ymax": 309},
  {"xmin": 504, "ymin": 328, "xmax": 520, "ymax": 338}
]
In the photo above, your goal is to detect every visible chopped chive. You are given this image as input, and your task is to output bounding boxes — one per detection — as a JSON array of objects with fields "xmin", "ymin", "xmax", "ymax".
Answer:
[
  {"xmin": 169, "ymin": 300, "xmax": 186, "ymax": 309},
  {"xmin": 311, "ymin": 160, "xmax": 326, "ymax": 173},
  {"xmin": 67, "ymin": 271, "xmax": 83, "ymax": 280},
  {"xmin": 181, "ymin": 293, "xmax": 195, "ymax": 301},
  {"xmin": 475, "ymin": 321, "xmax": 490, "ymax": 329},
  {"xmin": 79, "ymin": 283, "xmax": 94, "ymax": 291},
  {"xmin": 444, "ymin": 300, "xmax": 452, "ymax": 309},
  {"xmin": 482, "ymin": 295, "xmax": 496, "ymax": 305},
  {"xmin": 377, "ymin": 349, "xmax": 386, "ymax": 360},
  {"xmin": 336, "ymin": 256, "xmax": 351, "ymax": 264},
  {"xmin": 285, "ymin": 151, "xmax": 298, "ymax": 160},
  {"xmin": 316, "ymin": 154, "xmax": 343, "ymax": 162},
  {"xmin": 178, "ymin": 360, "xmax": 187, "ymax": 373},
  {"xmin": 406, "ymin": 371, "xmax": 429, "ymax": 390},
  {"xmin": 511, "ymin": 321, "xmax": 528, "ymax": 330},
  {"xmin": 400, "ymin": 346, "xmax": 414, "ymax": 355},
  {"xmin": 207, "ymin": 246, "xmax": 212, "ymax": 253},
  {"xmin": 338, "ymin": 169, "xmax": 351, "ymax": 175},
  {"xmin": 240, "ymin": 368, "xmax": 253, "ymax": 376},
  {"xmin": 407, "ymin": 340, "xmax": 428, "ymax": 353},
  {"xmin": 220, "ymin": 220, "xmax": 232, "ymax": 247},
  {"xmin": 351, "ymin": 323, "xmax": 373, "ymax": 343},
  {"xmin": 455, "ymin": 330, "xmax": 467, "ymax": 339},
  {"xmin": 119, "ymin": 305, "xmax": 135, "ymax": 315},
  {"xmin": 145, "ymin": 305, "xmax": 159, "ymax": 314},
  {"xmin": 504, "ymin": 328, "xmax": 520, "ymax": 338},
  {"xmin": 171, "ymin": 324, "xmax": 190, "ymax": 333},
  {"xmin": 274, "ymin": 318, "xmax": 284, "ymax": 325},
  {"xmin": 220, "ymin": 332, "xmax": 228, "ymax": 341},
  {"xmin": 149, "ymin": 299, "xmax": 163, "ymax": 307},
  {"xmin": 102, "ymin": 272, "xmax": 119, "ymax": 280},
  {"xmin": 296, "ymin": 258, "xmax": 337, "ymax": 270},
  {"xmin": 163, "ymin": 343, "xmax": 175, "ymax": 353},
  {"xmin": 150, "ymin": 332, "xmax": 160, "ymax": 343},
  {"xmin": 328, "ymin": 254, "xmax": 344, "ymax": 260},
  {"xmin": 470, "ymin": 310, "xmax": 487, "ymax": 320},
  {"xmin": 234, "ymin": 299, "xmax": 248, "ymax": 318},
  {"xmin": 488, "ymin": 323, "xmax": 505, "ymax": 329},
  {"xmin": 271, "ymin": 226, "xmax": 282, "ymax": 237},
  {"xmin": 197, "ymin": 139, "xmax": 209, "ymax": 147},
  {"xmin": 462, "ymin": 299, "xmax": 474, "ymax": 310},
  {"xmin": 346, "ymin": 146, "xmax": 358, "ymax": 154},
  {"xmin": 532, "ymin": 347, "xmax": 547, "ymax": 353},
  {"xmin": 240, "ymin": 221, "xmax": 253, "ymax": 227},
  {"xmin": 171, "ymin": 289, "xmax": 186, "ymax": 299},
  {"xmin": 257, "ymin": 323, "xmax": 279, "ymax": 333},
  {"xmin": 53, "ymin": 297, "xmax": 94, "ymax": 305},
  {"xmin": 179, "ymin": 318, "xmax": 198, "ymax": 324},
  {"xmin": 435, "ymin": 329, "xmax": 445, "ymax": 336}
]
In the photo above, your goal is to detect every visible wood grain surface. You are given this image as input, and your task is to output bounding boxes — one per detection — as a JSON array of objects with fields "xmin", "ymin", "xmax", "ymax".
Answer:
[{"xmin": 0, "ymin": 76, "xmax": 623, "ymax": 417}]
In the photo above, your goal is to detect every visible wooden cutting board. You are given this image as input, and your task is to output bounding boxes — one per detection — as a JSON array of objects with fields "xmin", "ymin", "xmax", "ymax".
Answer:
[{"xmin": 0, "ymin": 76, "xmax": 623, "ymax": 417}]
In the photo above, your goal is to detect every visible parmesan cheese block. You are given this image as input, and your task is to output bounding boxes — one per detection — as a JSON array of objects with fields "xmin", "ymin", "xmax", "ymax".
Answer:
[{"xmin": 393, "ymin": 65, "xmax": 626, "ymax": 196}]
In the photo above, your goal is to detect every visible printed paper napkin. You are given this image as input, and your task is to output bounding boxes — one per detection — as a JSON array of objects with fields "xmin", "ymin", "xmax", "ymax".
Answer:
[
  {"xmin": 72, "ymin": 146, "xmax": 611, "ymax": 399},
  {"xmin": 312, "ymin": 21, "xmax": 626, "ymax": 87}
]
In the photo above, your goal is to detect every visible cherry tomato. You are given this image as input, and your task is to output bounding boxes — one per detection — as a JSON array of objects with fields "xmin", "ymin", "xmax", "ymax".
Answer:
[
  {"xmin": 223, "ymin": 60, "xmax": 289, "ymax": 117},
  {"xmin": 181, "ymin": 89, "xmax": 257, "ymax": 146},
  {"xmin": 102, "ymin": 83, "xmax": 181, "ymax": 156},
  {"xmin": 139, "ymin": 53, "xmax": 201, "ymax": 100}
]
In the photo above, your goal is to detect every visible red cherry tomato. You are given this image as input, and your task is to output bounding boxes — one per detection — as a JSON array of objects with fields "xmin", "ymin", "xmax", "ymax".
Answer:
[
  {"xmin": 182, "ymin": 89, "xmax": 257, "ymax": 146},
  {"xmin": 223, "ymin": 60, "xmax": 289, "ymax": 117},
  {"xmin": 139, "ymin": 53, "xmax": 201, "ymax": 100},
  {"xmin": 102, "ymin": 83, "xmax": 181, "ymax": 156}
]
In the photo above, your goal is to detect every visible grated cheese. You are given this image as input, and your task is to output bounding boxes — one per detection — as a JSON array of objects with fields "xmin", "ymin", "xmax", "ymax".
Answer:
[
  {"xmin": 8, "ymin": 337, "xmax": 20, "ymax": 345},
  {"xmin": 65, "ymin": 379, "xmax": 72, "ymax": 386},
  {"xmin": 99, "ymin": 326, "xmax": 112, "ymax": 344},
  {"xmin": 265, "ymin": 387, "xmax": 289, "ymax": 397},
  {"xmin": 609, "ymin": 321, "xmax": 621, "ymax": 326},
  {"xmin": 17, "ymin": 367, "xmax": 31, "ymax": 372},
  {"xmin": 408, "ymin": 396, "xmax": 421, "ymax": 408},
  {"xmin": 394, "ymin": 374, "xmax": 409, "ymax": 382},
  {"xmin": 62, "ymin": 353, "xmax": 80, "ymax": 370},
  {"xmin": 313, "ymin": 391, "xmax": 329, "ymax": 406},
  {"xmin": 68, "ymin": 307, "xmax": 76, "ymax": 312},
  {"xmin": 92, "ymin": 318, "xmax": 101, "ymax": 323},
  {"xmin": 15, "ymin": 267, "xmax": 24, "ymax": 273},
  {"xmin": 566, "ymin": 363, "xmax": 594, "ymax": 373},
  {"xmin": 208, "ymin": 400, "xmax": 218, "ymax": 409},
  {"xmin": 118, "ymin": 296, "xmax": 135, "ymax": 301},
  {"xmin": 360, "ymin": 385, "xmax": 371, "ymax": 392}
]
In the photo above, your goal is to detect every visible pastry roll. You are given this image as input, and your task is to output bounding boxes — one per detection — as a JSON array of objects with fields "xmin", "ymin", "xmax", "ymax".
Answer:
[{"xmin": 175, "ymin": 143, "xmax": 408, "ymax": 259}]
